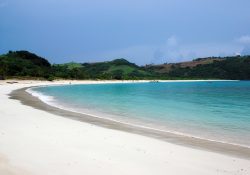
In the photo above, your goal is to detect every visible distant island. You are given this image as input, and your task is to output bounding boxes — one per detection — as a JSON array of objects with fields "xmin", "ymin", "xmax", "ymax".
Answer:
[{"xmin": 0, "ymin": 50, "xmax": 250, "ymax": 80}]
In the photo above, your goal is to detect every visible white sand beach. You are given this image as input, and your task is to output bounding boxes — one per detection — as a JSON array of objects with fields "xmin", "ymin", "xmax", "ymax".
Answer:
[{"xmin": 0, "ymin": 80, "xmax": 250, "ymax": 175}]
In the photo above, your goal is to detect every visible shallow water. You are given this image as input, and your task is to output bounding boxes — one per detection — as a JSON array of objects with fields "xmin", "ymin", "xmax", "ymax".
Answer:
[{"xmin": 31, "ymin": 81, "xmax": 250, "ymax": 147}]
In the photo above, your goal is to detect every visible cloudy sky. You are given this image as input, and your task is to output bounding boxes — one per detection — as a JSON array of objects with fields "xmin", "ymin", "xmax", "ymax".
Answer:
[{"xmin": 1, "ymin": 0, "xmax": 250, "ymax": 65}]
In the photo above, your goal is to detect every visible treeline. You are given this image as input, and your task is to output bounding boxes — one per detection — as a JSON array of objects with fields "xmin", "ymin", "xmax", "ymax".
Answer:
[
  {"xmin": 0, "ymin": 50, "xmax": 250, "ymax": 80},
  {"xmin": 0, "ymin": 51, "xmax": 51, "ymax": 79},
  {"xmin": 167, "ymin": 56, "xmax": 250, "ymax": 80},
  {"xmin": 0, "ymin": 51, "xmax": 159, "ymax": 80}
]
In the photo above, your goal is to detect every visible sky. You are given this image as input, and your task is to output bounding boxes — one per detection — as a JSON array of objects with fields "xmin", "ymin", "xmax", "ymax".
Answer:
[{"xmin": 1, "ymin": 0, "xmax": 250, "ymax": 65}]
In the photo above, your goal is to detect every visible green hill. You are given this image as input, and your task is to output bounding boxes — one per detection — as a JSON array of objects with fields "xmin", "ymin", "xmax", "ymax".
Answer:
[
  {"xmin": 0, "ymin": 50, "xmax": 250, "ymax": 80},
  {"xmin": 146, "ymin": 56, "xmax": 250, "ymax": 80},
  {"xmin": 80, "ymin": 59, "xmax": 156, "ymax": 79},
  {"xmin": 0, "ymin": 51, "xmax": 51, "ymax": 79},
  {"xmin": 54, "ymin": 62, "xmax": 83, "ymax": 70},
  {"xmin": 50, "ymin": 58, "xmax": 158, "ymax": 80}
]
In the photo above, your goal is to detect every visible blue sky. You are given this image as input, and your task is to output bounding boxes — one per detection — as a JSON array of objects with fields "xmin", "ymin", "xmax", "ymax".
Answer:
[{"xmin": 1, "ymin": 0, "xmax": 250, "ymax": 65}]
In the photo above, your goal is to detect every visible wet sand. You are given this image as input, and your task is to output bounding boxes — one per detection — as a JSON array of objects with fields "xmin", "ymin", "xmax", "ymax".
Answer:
[
  {"xmin": 0, "ymin": 80, "xmax": 250, "ymax": 175},
  {"xmin": 10, "ymin": 86, "xmax": 250, "ymax": 160}
]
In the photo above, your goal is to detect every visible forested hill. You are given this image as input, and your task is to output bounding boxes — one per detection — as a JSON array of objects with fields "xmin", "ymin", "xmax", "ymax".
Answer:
[
  {"xmin": 145, "ymin": 56, "xmax": 250, "ymax": 80},
  {"xmin": 0, "ymin": 51, "xmax": 51, "ymax": 79},
  {"xmin": 0, "ymin": 50, "xmax": 250, "ymax": 80}
]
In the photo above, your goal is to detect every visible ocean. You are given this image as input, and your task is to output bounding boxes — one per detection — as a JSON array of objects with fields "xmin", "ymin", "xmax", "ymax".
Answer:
[{"xmin": 29, "ymin": 81, "xmax": 250, "ymax": 147}]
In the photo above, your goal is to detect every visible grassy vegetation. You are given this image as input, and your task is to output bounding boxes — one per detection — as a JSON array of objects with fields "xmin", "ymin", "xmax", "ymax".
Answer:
[
  {"xmin": 0, "ymin": 50, "xmax": 250, "ymax": 80},
  {"xmin": 54, "ymin": 62, "xmax": 83, "ymax": 70},
  {"xmin": 166, "ymin": 56, "xmax": 250, "ymax": 80}
]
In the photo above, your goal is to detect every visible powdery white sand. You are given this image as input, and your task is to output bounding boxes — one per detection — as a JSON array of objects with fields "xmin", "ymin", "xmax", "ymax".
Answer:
[{"xmin": 0, "ymin": 80, "xmax": 249, "ymax": 175}]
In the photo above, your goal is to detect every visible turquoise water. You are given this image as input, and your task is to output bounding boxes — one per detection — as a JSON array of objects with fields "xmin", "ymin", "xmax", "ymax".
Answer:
[{"xmin": 31, "ymin": 81, "xmax": 250, "ymax": 146}]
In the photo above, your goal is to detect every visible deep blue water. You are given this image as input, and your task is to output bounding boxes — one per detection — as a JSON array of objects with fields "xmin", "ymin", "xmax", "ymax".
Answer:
[{"xmin": 31, "ymin": 81, "xmax": 250, "ymax": 146}]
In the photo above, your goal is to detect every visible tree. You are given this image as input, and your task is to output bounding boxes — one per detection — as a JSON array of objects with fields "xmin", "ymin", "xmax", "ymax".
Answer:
[{"xmin": 111, "ymin": 70, "xmax": 123, "ymax": 80}]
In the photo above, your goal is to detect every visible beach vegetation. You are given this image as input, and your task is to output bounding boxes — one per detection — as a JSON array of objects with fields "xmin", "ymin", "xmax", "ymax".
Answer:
[{"xmin": 0, "ymin": 50, "xmax": 250, "ymax": 80}]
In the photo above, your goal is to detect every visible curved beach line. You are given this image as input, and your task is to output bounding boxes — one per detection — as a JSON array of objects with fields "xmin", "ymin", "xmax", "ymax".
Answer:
[
  {"xmin": 27, "ymin": 85, "xmax": 250, "ymax": 149},
  {"xmin": 9, "ymin": 83, "xmax": 250, "ymax": 160}
]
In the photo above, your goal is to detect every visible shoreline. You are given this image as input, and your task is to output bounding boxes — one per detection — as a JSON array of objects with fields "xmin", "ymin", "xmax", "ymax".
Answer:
[
  {"xmin": 1, "ymin": 80, "xmax": 250, "ymax": 175},
  {"xmin": 10, "ymin": 82, "xmax": 250, "ymax": 160},
  {"xmin": 27, "ymin": 83, "xmax": 250, "ymax": 149}
]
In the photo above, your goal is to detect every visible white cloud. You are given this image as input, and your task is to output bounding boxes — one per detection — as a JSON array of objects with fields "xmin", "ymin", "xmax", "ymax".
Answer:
[
  {"xmin": 241, "ymin": 45, "xmax": 250, "ymax": 55},
  {"xmin": 150, "ymin": 36, "xmax": 181, "ymax": 63},
  {"xmin": 236, "ymin": 35, "xmax": 250, "ymax": 44},
  {"xmin": 153, "ymin": 36, "xmax": 245, "ymax": 63},
  {"xmin": 153, "ymin": 39, "xmax": 242, "ymax": 63},
  {"xmin": 166, "ymin": 36, "xmax": 178, "ymax": 47},
  {"xmin": 82, "ymin": 36, "xmax": 244, "ymax": 65}
]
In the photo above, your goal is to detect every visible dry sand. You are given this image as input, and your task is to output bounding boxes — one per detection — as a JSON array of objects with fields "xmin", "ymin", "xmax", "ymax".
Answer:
[{"xmin": 0, "ymin": 80, "xmax": 250, "ymax": 175}]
